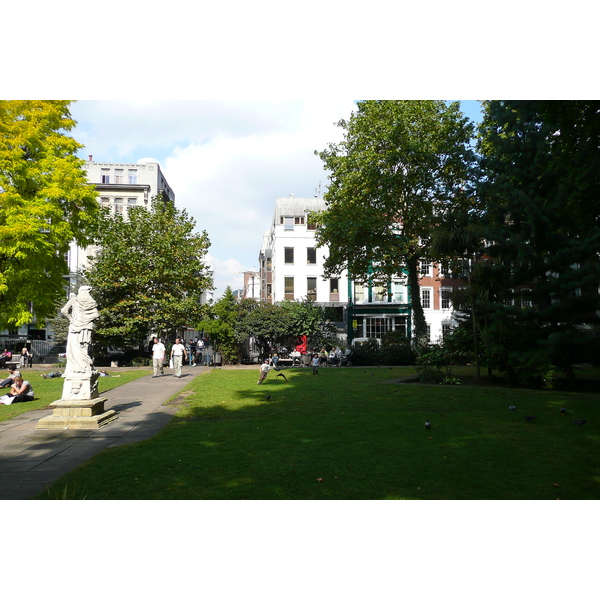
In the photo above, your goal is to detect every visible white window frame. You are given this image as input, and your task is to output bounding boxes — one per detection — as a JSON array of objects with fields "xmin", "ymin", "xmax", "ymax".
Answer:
[
  {"xmin": 421, "ymin": 287, "xmax": 433, "ymax": 309},
  {"xmin": 440, "ymin": 287, "xmax": 453, "ymax": 310}
]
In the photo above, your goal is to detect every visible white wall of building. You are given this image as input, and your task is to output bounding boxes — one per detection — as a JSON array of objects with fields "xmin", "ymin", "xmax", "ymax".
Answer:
[{"xmin": 261, "ymin": 197, "xmax": 349, "ymax": 305}]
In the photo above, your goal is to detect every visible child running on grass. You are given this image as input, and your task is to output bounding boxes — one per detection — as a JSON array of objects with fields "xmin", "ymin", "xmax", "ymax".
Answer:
[{"xmin": 257, "ymin": 359, "xmax": 270, "ymax": 384}]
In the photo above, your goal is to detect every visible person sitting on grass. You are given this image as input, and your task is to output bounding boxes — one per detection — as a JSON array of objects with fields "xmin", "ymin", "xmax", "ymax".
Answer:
[
  {"xmin": 0, "ymin": 367, "xmax": 21, "ymax": 388},
  {"xmin": 0, "ymin": 376, "xmax": 34, "ymax": 405},
  {"xmin": 257, "ymin": 359, "xmax": 270, "ymax": 384}
]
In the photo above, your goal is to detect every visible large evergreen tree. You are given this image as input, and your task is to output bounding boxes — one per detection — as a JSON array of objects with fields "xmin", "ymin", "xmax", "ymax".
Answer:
[
  {"xmin": 84, "ymin": 197, "xmax": 213, "ymax": 351},
  {"xmin": 0, "ymin": 100, "xmax": 99, "ymax": 328},
  {"xmin": 314, "ymin": 100, "xmax": 476, "ymax": 343},
  {"xmin": 477, "ymin": 100, "xmax": 600, "ymax": 383}
]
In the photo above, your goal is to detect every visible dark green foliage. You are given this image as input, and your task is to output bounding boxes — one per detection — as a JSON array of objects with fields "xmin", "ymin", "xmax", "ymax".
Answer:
[
  {"xmin": 350, "ymin": 336, "xmax": 414, "ymax": 366},
  {"xmin": 234, "ymin": 301, "xmax": 293, "ymax": 360},
  {"xmin": 476, "ymin": 101, "xmax": 600, "ymax": 383}
]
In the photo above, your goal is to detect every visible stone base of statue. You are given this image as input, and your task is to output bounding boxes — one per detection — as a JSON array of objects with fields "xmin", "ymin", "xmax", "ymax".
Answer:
[
  {"xmin": 35, "ymin": 397, "xmax": 117, "ymax": 430},
  {"xmin": 35, "ymin": 371, "xmax": 118, "ymax": 430}
]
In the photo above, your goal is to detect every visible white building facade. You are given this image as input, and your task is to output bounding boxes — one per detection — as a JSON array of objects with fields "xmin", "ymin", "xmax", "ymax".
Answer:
[
  {"xmin": 67, "ymin": 158, "xmax": 176, "ymax": 277},
  {"xmin": 258, "ymin": 198, "xmax": 350, "ymax": 344}
]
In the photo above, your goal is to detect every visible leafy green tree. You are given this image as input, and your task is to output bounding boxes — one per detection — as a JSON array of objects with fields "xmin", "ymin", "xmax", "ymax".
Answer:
[
  {"xmin": 0, "ymin": 100, "xmax": 99, "ymax": 328},
  {"xmin": 197, "ymin": 287, "xmax": 240, "ymax": 364},
  {"xmin": 234, "ymin": 301, "xmax": 292, "ymax": 360},
  {"xmin": 84, "ymin": 197, "xmax": 212, "ymax": 352},
  {"xmin": 314, "ymin": 100, "xmax": 476, "ymax": 344},
  {"xmin": 281, "ymin": 298, "xmax": 337, "ymax": 350},
  {"xmin": 476, "ymin": 100, "xmax": 600, "ymax": 383}
]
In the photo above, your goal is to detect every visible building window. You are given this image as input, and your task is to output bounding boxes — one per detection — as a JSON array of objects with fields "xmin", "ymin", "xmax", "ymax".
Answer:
[
  {"xmin": 392, "ymin": 281, "xmax": 404, "ymax": 303},
  {"xmin": 373, "ymin": 284, "xmax": 387, "ymax": 302},
  {"xmin": 441, "ymin": 288, "xmax": 452, "ymax": 309},
  {"xmin": 521, "ymin": 289, "xmax": 532, "ymax": 308},
  {"xmin": 330, "ymin": 278, "xmax": 339, "ymax": 301},
  {"xmin": 284, "ymin": 277, "xmax": 294, "ymax": 300},
  {"xmin": 360, "ymin": 316, "xmax": 407, "ymax": 339},
  {"xmin": 283, "ymin": 217, "xmax": 294, "ymax": 230},
  {"xmin": 420, "ymin": 260, "xmax": 433, "ymax": 277},
  {"xmin": 128, "ymin": 169, "xmax": 138, "ymax": 184},
  {"xmin": 266, "ymin": 257, "xmax": 272, "ymax": 272},
  {"xmin": 307, "ymin": 277, "xmax": 317, "ymax": 300},
  {"xmin": 284, "ymin": 247, "xmax": 294, "ymax": 264},
  {"xmin": 504, "ymin": 290, "xmax": 515, "ymax": 307},
  {"xmin": 114, "ymin": 198, "xmax": 124, "ymax": 215},
  {"xmin": 307, "ymin": 247, "xmax": 316, "ymax": 264},
  {"xmin": 354, "ymin": 283, "xmax": 366, "ymax": 303},
  {"xmin": 307, "ymin": 219, "xmax": 317, "ymax": 230},
  {"xmin": 421, "ymin": 288, "xmax": 432, "ymax": 309},
  {"xmin": 101, "ymin": 169, "xmax": 110, "ymax": 183},
  {"xmin": 100, "ymin": 197, "xmax": 110, "ymax": 209},
  {"xmin": 114, "ymin": 169, "xmax": 124, "ymax": 184},
  {"xmin": 442, "ymin": 323, "xmax": 453, "ymax": 339}
]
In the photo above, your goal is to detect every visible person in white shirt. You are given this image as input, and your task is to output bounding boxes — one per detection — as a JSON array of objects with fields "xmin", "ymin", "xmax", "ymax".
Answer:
[
  {"xmin": 170, "ymin": 338, "xmax": 187, "ymax": 378},
  {"xmin": 257, "ymin": 359, "xmax": 270, "ymax": 384},
  {"xmin": 151, "ymin": 337, "xmax": 166, "ymax": 378}
]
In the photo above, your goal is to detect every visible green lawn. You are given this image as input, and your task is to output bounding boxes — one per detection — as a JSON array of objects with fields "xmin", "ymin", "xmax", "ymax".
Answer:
[
  {"xmin": 38, "ymin": 366, "xmax": 600, "ymax": 500},
  {"xmin": 0, "ymin": 368, "xmax": 151, "ymax": 423}
]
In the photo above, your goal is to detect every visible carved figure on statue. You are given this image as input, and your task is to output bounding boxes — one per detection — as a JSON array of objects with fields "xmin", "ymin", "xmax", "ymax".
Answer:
[{"xmin": 61, "ymin": 286, "xmax": 99, "ymax": 375}]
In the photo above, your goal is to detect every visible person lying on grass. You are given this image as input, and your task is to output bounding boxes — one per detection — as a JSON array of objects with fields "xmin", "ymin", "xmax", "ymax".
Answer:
[{"xmin": 0, "ymin": 376, "xmax": 35, "ymax": 405}]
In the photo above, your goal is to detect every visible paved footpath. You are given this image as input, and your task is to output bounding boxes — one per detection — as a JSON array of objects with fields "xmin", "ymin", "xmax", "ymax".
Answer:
[{"xmin": 0, "ymin": 366, "xmax": 209, "ymax": 500}]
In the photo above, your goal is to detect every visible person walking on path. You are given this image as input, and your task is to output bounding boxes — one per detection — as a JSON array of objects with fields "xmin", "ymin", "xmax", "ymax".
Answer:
[
  {"xmin": 151, "ymin": 337, "xmax": 166, "ymax": 378},
  {"xmin": 257, "ymin": 359, "xmax": 270, "ymax": 384},
  {"xmin": 171, "ymin": 338, "xmax": 187, "ymax": 378}
]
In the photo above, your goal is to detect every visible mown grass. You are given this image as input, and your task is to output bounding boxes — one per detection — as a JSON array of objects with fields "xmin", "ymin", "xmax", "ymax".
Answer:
[
  {"xmin": 0, "ymin": 368, "xmax": 151, "ymax": 423},
  {"xmin": 38, "ymin": 365, "xmax": 600, "ymax": 500}
]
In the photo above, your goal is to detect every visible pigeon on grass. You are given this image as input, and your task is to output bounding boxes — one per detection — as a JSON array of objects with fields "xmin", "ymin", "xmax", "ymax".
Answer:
[
  {"xmin": 509, "ymin": 406, "xmax": 517, "ymax": 411},
  {"xmin": 571, "ymin": 419, "xmax": 587, "ymax": 425},
  {"xmin": 424, "ymin": 420, "xmax": 431, "ymax": 429},
  {"xmin": 560, "ymin": 408, "xmax": 567, "ymax": 415},
  {"xmin": 524, "ymin": 416, "xmax": 537, "ymax": 423}
]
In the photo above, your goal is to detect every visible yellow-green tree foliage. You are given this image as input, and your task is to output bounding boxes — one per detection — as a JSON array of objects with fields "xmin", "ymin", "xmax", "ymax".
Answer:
[{"xmin": 0, "ymin": 100, "xmax": 99, "ymax": 328}]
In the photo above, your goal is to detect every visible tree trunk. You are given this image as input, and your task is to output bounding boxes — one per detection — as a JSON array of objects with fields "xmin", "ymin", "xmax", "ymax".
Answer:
[{"xmin": 406, "ymin": 254, "xmax": 427, "ymax": 346}]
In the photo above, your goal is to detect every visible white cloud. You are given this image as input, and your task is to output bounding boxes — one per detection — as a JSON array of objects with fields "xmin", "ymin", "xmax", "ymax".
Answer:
[{"xmin": 71, "ymin": 100, "xmax": 357, "ymax": 298}]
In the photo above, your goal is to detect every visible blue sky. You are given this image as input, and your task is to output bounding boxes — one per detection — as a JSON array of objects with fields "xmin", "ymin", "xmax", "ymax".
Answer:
[{"xmin": 70, "ymin": 100, "xmax": 484, "ymax": 299}]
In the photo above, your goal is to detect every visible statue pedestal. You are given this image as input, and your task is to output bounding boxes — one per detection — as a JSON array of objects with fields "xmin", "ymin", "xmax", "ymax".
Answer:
[
  {"xmin": 36, "ymin": 372, "xmax": 118, "ymax": 430},
  {"xmin": 35, "ymin": 397, "xmax": 117, "ymax": 430}
]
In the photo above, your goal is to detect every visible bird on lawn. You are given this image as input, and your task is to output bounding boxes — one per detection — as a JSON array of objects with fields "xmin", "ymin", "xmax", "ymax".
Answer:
[
  {"xmin": 560, "ymin": 408, "xmax": 567, "ymax": 415},
  {"xmin": 424, "ymin": 420, "xmax": 431, "ymax": 429},
  {"xmin": 524, "ymin": 416, "xmax": 537, "ymax": 422},
  {"xmin": 276, "ymin": 373, "xmax": 288, "ymax": 381},
  {"xmin": 265, "ymin": 395, "xmax": 271, "ymax": 401},
  {"xmin": 509, "ymin": 405, "xmax": 517, "ymax": 411},
  {"xmin": 571, "ymin": 419, "xmax": 587, "ymax": 425}
]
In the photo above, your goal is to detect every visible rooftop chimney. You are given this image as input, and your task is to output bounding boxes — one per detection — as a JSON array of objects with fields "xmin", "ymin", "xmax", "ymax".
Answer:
[{"xmin": 88, "ymin": 155, "xmax": 93, "ymax": 161}]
